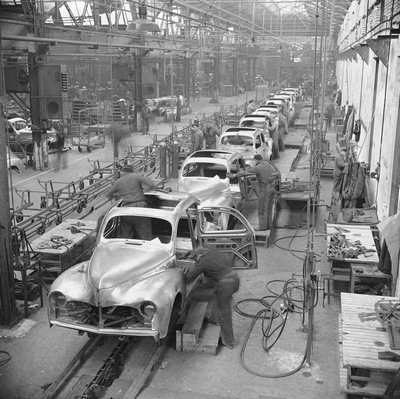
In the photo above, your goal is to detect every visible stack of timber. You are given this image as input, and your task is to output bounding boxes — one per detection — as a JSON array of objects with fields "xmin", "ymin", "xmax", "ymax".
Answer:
[{"xmin": 176, "ymin": 301, "xmax": 221, "ymax": 355}]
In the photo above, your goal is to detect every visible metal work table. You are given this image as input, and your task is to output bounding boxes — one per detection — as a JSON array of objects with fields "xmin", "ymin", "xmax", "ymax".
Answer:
[
  {"xmin": 326, "ymin": 222, "xmax": 379, "ymax": 265},
  {"xmin": 31, "ymin": 219, "xmax": 97, "ymax": 277},
  {"xmin": 323, "ymin": 223, "xmax": 381, "ymax": 305}
]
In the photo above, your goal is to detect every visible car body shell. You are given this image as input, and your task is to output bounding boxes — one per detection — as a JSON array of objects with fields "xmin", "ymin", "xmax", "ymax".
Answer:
[
  {"xmin": 239, "ymin": 114, "xmax": 269, "ymax": 129},
  {"xmin": 266, "ymin": 99, "xmax": 285, "ymax": 108},
  {"xmin": 6, "ymin": 145, "xmax": 26, "ymax": 173},
  {"xmin": 47, "ymin": 191, "xmax": 256, "ymax": 341},
  {"xmin": 178, "ymin": 150, "xmax": 248, "ymax": 212},
  {"xmin": 253, "ymin": 105, "xmax": 280, "ymax": 118},
  {"xmin": 218, "ymin": 127, "xmax": 273, "ymax": 165},
  {"xmin": 270, "ymin": 95, "xmax": 294, "ymax": 110},
  {"xmin": 6, "ymin": 117, "xmax": 59, "ymax": 149},
  {"xmin": 269, "ymin": 97, "xmax": 294, "ymax": 124},
  {"xmin": 283, "ymin": 87, "xmax": 302, "ymax": 97},
  {"xmin": 276, "ymin": 92, "xmax": 296, "ymax": 104},
  {"xmin": 281, "ymin": 89, "xmax": 299, "ymax": 99}
]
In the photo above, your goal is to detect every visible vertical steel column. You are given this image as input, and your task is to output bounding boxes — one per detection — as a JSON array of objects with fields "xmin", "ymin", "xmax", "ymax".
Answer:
[
  {"xmin": 134, "ymin": 41, "xmax": 143, "ymax": 133},
  {"xmin": 184, "ymin": 55, "xmax": 190, "ymax": 99},
  {"xmin": 0, "ymin": 30, "xmax": 19, "ymax": 326},
  {"xmin": 212, "ymin": 54, "xmax": 220, "ymax": 103},
  {"xmin": 232, "ymin": 57, "xmax": 238, "ymax": 96},
  {"xmin": 28, "ymin": 52, "xmax": 46, "ymax": 170}
]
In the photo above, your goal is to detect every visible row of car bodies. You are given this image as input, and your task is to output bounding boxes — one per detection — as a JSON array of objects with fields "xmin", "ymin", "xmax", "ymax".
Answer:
[
  {"xmin": 48, "ymin": 190, "xmax": 257, "ymax": 341},
  {"xmin": 252, "ymin": 86, "xmax": 302, "ymax": 127},
  {"xmin": 47, "ymin": 96, "xmax": 284, "ymax": 342}
]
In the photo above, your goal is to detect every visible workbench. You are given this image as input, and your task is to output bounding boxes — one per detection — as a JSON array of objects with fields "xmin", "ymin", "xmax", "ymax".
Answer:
[
  {"xmin": 324, "ymin": 223, "xmax": 381, "ymax": 305},
  {"xmin": 340, "ymin": 293, "xmax": 400, "ymax": 397},
  {"xmin": 326, "ymin": 223, "xmax": 379, "ymax": 265},
  {"xmin": 30, "ymin": 219, "xmax": 97, "ymax": 279}
]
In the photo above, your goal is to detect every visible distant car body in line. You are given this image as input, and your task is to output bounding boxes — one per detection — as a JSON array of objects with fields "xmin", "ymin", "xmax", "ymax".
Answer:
[
  {"xmin": 178, "ymin": 149, "xmax": 248, "ymax": 214},
  {"xmin": 6, "ymin": 117, "xmax": 60, "ymax": 152},
  {"xmin": 218, "ymin": 127, "xmax": 273, "ymax": 165}
]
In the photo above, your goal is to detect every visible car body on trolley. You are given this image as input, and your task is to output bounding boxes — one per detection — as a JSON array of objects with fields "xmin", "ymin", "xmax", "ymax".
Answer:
[{"xmin": 48, "ymin": 190, "xmax": 257, "ymax": 342}]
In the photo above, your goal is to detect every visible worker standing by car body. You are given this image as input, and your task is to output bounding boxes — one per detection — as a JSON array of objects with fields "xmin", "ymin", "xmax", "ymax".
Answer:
[
  {"xmin": 190, "ymin": 120, "xmax": 204, "ymax": 153},
  {"xmin": 141, "ymin": 101, "xmax": 151, "ymax": 135},
  {"xmin": 267, "ymin": 112, "xmax": 280, "ymax": 160},
  {"xmin": 106, "ymin": 165, "xmax": 163, "ymax": 238},
  {"xmin": 277, "ymin": 108, "xmax": 288, "ymax": 152},
  {"xmin": 202, "ymin": 121, "xmax": 221, "ymax": 149},
  {"xmin": 230, "ymin": 154, "xmax": 279, "ymax": 231},
  {"xmin": 185, "ymin": 246, "xmax": 240, "ymax": 349},
  {"xmin": 329, "ymin": 149, "xmax": 348, "ymax": 221}
]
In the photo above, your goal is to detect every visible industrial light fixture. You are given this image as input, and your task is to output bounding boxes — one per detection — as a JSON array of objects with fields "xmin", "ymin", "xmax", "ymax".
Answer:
[{"xmin": 127, "ymin": 0, "xmax": 160, "ymax": 33}]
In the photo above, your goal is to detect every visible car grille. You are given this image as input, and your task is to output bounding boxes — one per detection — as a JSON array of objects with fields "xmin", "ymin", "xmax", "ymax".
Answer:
[{"xmin": 60, "ymin": 303, "xmax": 145, "ymax": 329}]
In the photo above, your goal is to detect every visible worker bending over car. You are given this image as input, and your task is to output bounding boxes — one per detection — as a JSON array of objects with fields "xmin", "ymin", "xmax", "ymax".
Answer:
[
  {"xmin": 185, "ymin": 246, "xmax": 240, "ymax": 349},
  {"xmin": 105, "ymin": 164, "xmax": 164, "ymax": 238}
]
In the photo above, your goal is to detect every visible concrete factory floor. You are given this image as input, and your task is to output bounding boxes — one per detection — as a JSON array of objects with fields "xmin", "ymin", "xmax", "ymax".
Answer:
[{"xmin": 0, "ymin": 90, "xmax": 343, "ymax": 399}]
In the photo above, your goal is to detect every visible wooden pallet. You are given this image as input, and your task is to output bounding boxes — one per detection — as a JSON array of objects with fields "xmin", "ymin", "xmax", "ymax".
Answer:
[{"xmin": 176, "ymin": 301, "xmax": 221, "ymax": 355}]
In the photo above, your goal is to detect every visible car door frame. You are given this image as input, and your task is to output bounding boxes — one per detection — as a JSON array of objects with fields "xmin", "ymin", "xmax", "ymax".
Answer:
[{"xmin": 195, "ymin": 206, "xmax": 257, "ymax": 269}]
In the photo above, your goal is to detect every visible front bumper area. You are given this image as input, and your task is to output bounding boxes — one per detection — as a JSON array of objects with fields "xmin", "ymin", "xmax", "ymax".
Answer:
[{"xmin": 50, "ymin": 319, "xmax": 160, "ymax": 340}]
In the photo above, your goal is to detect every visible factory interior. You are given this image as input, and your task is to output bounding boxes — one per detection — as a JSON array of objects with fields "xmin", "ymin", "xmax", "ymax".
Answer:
[{"xmin": 1, "ymin": 0, "xmax": 400, "ymax": 398}]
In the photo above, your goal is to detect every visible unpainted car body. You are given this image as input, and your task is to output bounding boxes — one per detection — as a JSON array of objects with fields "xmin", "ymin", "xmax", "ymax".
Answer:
[
  {"xmin": 7, "ymin": 117, "xmax": 59, "ymax": 150},
  {"xmin": 218, "ymin": 127, "xmax": 273, "ymax": 165},
  {"xmin": 281, "ymin": 89, "xmax": 299, "ymax": 99},
  {"xmin": 253, "ymin": 105, "xmax": 280, "ymax": 118},
  {"xmin": 48, "ymin": 191, "xmax": 257, "ymax": 341},
  {"xmin": 276, "ymin": 92, "xmax": 296, "ymax": 105},
  {"xmin": 178, "ymin": 150, "xmax": 248, "ymax": 213},
  {"xmin": 268, "ymin": 97, "xmax": 294, "ymax": 124},
  {"xmin": 6, "ymin": 145, "xmax": 26, "ymax": 173},
  {"xmin": 239, "ymin": 114, "xmax": 270, "ymax": 129},
  {"xmin": 283, "ymin": 87, "xmax": 302, "ymax": 97}
]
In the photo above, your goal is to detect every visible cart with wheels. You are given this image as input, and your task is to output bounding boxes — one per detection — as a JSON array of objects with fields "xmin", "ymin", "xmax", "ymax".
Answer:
[{"xmin": 72, "ymin": 107, "xmax": 107, "ymax": 153}]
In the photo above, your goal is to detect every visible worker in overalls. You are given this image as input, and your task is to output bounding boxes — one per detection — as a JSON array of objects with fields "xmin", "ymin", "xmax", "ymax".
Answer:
[
  {"xmin": 106, "ymin": 165, "xmax": 163, "ymax": 238},
  {"xmin": 185, "ymin": 246, "xmax": 240, "ymax": 349}
]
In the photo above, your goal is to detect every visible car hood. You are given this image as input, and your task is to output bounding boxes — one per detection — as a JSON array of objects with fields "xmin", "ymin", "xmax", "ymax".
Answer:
[
  {"xmin": 88, "ymin": 242, "xmax": 170, "ymax": 290},
  {"xmin": 177, "ymin": 177, "xmax": 229, "ymax": 200},
  {"xmin": 219, "ymin": 144, "xmax": 253, "ymax": 154},
  {"xmin": 17, "ymin": 127, "xmax": 32, "ymax": 134}
]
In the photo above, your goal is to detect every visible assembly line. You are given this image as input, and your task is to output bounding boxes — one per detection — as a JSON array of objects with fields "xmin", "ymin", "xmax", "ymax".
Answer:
[{"xmin": 2, "ymin": 0, "xmax": 400, "ymax": 397}]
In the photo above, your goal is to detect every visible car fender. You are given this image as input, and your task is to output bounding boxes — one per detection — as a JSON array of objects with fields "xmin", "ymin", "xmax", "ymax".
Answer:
[{"xmin": 49, "ymin": 262, "xmax": 95, "ymax": 304}]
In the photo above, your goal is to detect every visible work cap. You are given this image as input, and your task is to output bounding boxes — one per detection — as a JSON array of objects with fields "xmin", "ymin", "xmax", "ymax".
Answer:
[
  {"xmin": 254, "ymin": 154, "xmax": 263, "ymax": 161},
  {"xmin": 122, "ymin": 164, "xmax": 134, "ymax": 172}
]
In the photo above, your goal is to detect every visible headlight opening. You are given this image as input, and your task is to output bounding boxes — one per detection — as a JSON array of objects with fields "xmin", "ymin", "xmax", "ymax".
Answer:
[{"xmin": 139, "ymin": 301, "xmax": 157, "ymax": 326}]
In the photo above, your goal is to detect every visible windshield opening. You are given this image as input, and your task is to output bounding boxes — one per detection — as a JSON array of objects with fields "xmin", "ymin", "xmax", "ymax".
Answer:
[
  {"xmin": 103, "ymin": 216, "xmax": 172, "ymax": 243},
  {"xmin": 221, "ymin": 135, "xmax": 252, "ymax": 147},
  {"xmin": 182, "ymin": 163, "xmax": 228, "ymax": 178}
]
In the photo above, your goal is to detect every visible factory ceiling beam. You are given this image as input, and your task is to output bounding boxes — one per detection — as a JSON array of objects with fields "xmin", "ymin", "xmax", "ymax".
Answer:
[
  {"xmin": 1, "ymin": 31, "xmax": 240, "ymax": 58},
  {"xmin": 168, "ymin": 0, "xmax": 298, "ymax": 47}
]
